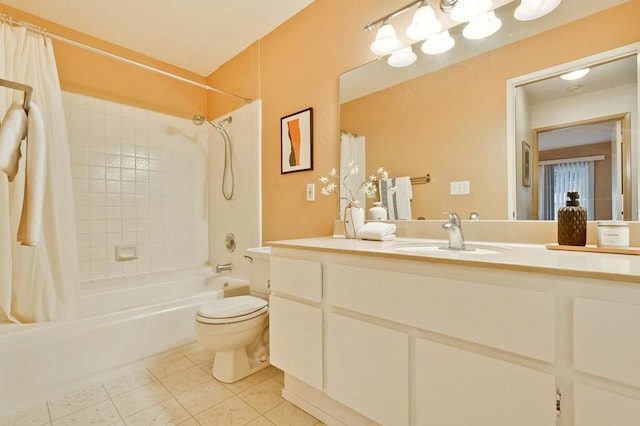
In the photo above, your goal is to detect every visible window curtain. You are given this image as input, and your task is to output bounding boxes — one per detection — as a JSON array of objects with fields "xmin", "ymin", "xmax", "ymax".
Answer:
[
  {"xmin": 0, "ymin": 21, "xmax": 79, "ymax": 322},
  {"xmin": 538, "ymin": 160, "xmax": 595, "ymax": 220}
]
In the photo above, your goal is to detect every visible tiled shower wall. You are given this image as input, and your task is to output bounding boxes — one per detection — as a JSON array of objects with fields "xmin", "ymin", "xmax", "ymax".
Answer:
[{"xmin": 63, "ymin": 91, "xmax": 208, "ymax": 283}]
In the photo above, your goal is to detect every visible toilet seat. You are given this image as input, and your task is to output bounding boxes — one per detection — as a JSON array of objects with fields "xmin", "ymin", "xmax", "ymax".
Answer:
[{"xmin": 196, "ymin": 295, "xmax": 268, "ymax": 324}]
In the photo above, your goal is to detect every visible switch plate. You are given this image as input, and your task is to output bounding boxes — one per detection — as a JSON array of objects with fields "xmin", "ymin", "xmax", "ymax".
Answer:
[
  {"xmin": 450, "ymin": 181, "xmax": 470, "ymax": 195},
  {"xmin": 306, "ymin": 183, "xmax": 315, "ymax": 201}
]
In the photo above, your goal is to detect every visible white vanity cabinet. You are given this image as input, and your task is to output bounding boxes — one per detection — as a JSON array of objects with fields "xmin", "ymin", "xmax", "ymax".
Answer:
[
  {"xmin": 269, "ymin": 241, "xmax": 640, "ymax": 426},
  {"xmin": 268, "ymin": 256, "xmax": 323, "ymax": 390}
]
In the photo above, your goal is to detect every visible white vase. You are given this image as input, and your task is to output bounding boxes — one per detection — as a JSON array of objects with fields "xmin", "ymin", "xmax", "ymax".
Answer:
[
  {"xmin": 344, "ymin": 201, "xmax": 365, "ymax": 239},
  {"xmin": 368, "ymin": 201, "xmax": 388, "ymax": 221}
]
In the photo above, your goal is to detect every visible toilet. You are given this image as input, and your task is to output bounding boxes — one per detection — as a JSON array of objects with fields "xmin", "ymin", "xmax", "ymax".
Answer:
[{"xmin": 195, "ymin": 247, "xmax": 271, "ymax": 383}]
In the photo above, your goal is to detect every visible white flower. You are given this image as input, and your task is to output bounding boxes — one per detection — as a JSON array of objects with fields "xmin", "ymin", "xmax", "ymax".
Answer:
[
  {"xmin": 318, "ymin": 163, "xmax": 391, "ymax": 204},
  {"xmin": 389, "ymin": 185, "xmax": 398, "ymax": 194},
  {"xmin": 350, "ymin": 165, "xmax": 359, "ymax": 175},
  {"xmin": 320, "ymin": 187, "xmax": 330, "ymax": 196},
  {"xmin": 329, "ymin": 168, "xmax": 337, "ymax": 177},
  {"xmin": 319, "ymin": 176, "xmax": 329, "ymax": 183}
]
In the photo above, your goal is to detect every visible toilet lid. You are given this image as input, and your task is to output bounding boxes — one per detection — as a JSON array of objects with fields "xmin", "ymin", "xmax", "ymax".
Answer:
[{"xmin": 197, "ymin": 295, "xmax": 267, "ymax": 322}]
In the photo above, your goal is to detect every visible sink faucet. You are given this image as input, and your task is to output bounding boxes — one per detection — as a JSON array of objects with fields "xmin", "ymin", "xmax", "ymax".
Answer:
[{"xmin": 442, "ymin": 211, "xmax": 466, "ymax": 250}]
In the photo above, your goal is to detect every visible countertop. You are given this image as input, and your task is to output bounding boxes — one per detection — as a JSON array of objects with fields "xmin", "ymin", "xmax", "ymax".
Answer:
[{"xmin": 268, "ymin": 237, "xmax": 640, "ymax": 284}]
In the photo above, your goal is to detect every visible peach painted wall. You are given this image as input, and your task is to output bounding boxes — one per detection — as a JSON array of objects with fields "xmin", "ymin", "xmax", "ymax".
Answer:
[
  {"xmin": 207, "ymin": 0, "xmax": 640, "ymax": 241},
  {"xmin": 0, "ymin": 4, "xmax": 207, "ymax": 118}
]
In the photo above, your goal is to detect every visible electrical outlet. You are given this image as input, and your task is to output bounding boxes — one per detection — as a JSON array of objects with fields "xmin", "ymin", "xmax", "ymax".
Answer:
[{"xmin": 306, "ymin": 183, "xmax": 315, "ymax": 201}]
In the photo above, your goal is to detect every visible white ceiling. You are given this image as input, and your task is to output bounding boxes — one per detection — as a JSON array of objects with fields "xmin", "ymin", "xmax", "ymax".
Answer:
[{"xmin": 1, "ymin": 0, "xmax": 314, "ymax": 76}]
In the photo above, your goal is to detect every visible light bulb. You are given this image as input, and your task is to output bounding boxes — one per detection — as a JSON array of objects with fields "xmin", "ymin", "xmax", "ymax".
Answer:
[
  {"xmin": 514, "ymin": 0, "xmax": 561, "ymax": 21},
  {"xmin": 370, "ymin": 22, "xmax": 402, "ymax": 56},
  {"xmin": 406, "ymin": 4, "xmax": 442, "ymax": 41},
  {"xmin": 421, "ymin": 30, "xmax": 455, "ymax": 55},
  {"xmin": 560, "ymin": 68, "xmax": 590, "ymax": 81},
  {"xmin": 451, "ymin": 0, "xmax": 493, "ymax": 23},
  {"xmin": 463, "ymin": 11, "xmax": 502, "ymax": 40},
  {"xmin": 387, "ymin": 46, "xmax": 417, "ymax": 68}
]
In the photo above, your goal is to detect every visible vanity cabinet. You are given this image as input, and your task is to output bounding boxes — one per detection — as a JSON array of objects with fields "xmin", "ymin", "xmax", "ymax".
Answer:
[
  {"xmin": 269, "ymin": 242, "xmax": 640, "ymax": 426},
  {"xmin": 268, "ymin": 256, "xmax": 323, "ymax": 390}
]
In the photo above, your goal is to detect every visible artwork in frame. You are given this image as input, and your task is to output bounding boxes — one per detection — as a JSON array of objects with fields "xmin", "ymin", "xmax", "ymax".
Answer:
[
  {"xmin": 522, "ymin": 140, "xmax": 531, "ymax": 187},
  {"xmin": 281, "ymin": 107, "xmax": 313, "ymax": 174}
]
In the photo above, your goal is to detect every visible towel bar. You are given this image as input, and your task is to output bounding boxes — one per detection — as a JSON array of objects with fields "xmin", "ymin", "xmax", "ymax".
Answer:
[
  {"xmin": 0, "ymin": 78, "xmax": 32, "ymax": 112},
  {"xmin": 410, "ymin": 174, "xmax": 431, "ymax": 185}
]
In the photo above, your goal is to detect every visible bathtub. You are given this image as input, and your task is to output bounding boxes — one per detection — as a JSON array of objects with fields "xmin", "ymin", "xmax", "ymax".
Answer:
[{"xmin": 0, "ymin": 267, "xmax": 243, "ymax": 416}]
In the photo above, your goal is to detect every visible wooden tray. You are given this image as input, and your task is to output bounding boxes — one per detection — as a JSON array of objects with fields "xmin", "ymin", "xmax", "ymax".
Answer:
[{"xmin": 545, "ymin": 243, "xmax": 640, "ymax": 256}]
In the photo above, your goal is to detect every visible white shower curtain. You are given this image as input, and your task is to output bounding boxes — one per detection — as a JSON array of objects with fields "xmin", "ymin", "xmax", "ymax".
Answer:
[{"xmin": 0, "ymin": 21, "xmax": 79, "ymax": 322}]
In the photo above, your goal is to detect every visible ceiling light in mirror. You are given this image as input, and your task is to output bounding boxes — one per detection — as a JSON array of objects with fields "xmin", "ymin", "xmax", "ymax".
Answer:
[
  {"xmin": 560, "ymin": 67, "xmax": 590, "ymax": 80},
  {"xmin": 406, "ymin": 4, "xmax": 442, "ymax": 41},
  {"xmin": 370, "ymin": 22, "xmax": 402, "ymax": 56},
  {"xmin": 421, "ymin": 30, "xmax": 456, "ymax": 54},
  {"xmin": 514, "ymin": 0, "xmax": 562, "ymax": 21},
  {"xmin": 463, "ymin": 11, "xmax": 502, "ymax": 39},
  {"xmin": 388, "ymin": 46, "xmax": 418, "ymax": 67},
  {"xmin": 451, "ymin": 0, "xmax": 493, "ymax": 23}
]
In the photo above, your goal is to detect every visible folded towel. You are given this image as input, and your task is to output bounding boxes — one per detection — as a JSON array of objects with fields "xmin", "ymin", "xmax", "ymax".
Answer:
[
  {"xmin": 0, "ymin": 101, "xmax": 28, "ymax": 182},
  {"xmin": 359, "ymin": 222, "xmax": 396, "ymax": 241},
  {"xmin": 17, "ymin": 102, "xmax": 46, "ymax": 246},
  {"xmin": 380, "ymin": 176, "xmax": 413, "ymax": 220}
]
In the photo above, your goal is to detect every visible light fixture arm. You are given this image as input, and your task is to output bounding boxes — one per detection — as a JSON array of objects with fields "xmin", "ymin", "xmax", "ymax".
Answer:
[
  {"xmin": 439, "ymin": 0, "xmax": 459, "ymax": 13},
  {"xmin": 364, "ymin": 0, "xmax": 426, "ymax": 31}
]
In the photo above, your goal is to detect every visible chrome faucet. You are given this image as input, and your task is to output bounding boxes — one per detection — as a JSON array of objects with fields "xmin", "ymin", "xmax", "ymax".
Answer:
[
  {"xmin": 216, "ymin": 263, "xmax": 233, "ymax": 273},
  {"xmin": 442, "ymin": 211, "xmax": 466, "ymax": 250}
]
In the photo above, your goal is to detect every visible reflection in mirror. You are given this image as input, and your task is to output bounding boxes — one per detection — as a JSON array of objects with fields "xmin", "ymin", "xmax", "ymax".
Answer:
[
  {"xmin": 511, "ymin": 50, "xmax": 638, "ymax": 221},
  {"xmin": 339, "ymin": 0, "xmax": 632, "ymax": 221}
]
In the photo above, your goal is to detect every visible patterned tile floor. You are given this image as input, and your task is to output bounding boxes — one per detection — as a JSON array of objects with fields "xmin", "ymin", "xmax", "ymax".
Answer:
[{"xmin": 1, "ymin": 343, "xmax": 323, "ymax": 426}]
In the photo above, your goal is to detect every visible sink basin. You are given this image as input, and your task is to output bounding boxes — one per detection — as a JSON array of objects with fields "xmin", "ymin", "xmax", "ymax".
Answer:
[{"xmin": 395, "ymin": 244, "xmax": 504, "ymax": 256}]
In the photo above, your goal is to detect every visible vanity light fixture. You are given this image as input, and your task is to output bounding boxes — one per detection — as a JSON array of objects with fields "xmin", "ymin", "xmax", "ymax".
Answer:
[
  {"xmin": 463, "ymin": 10, "xmax": 502, "ymax": 39},
  {"xmin": 560, "ymin": 68, "xmax": 590, "ymax": 81},
  {"xmin": 514, "ymin": 0, "xmax": 562, "ymax": 21},
  {"xmin": 406, "ymin": 3, "xmax": 443, "ymax": 41},
  {"xmin": 451, "ymin": 0, "xmax": 493, "ymax": 23},
  {"xmin": 388, "ymin": 46, "xmax": 418, "ymax": 67},
  {"xmin": 370, "ymin": 21, "xmax": 402, "ymax": 56},
  {"xmin": 421, "ymin": 30, "xmax": 456, "ymax": 54}
]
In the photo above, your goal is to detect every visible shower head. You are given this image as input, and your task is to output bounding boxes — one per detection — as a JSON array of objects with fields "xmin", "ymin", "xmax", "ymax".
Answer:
[{"xmin": 192, "ymin": 115, "xmax": 232, "ymax": 130}]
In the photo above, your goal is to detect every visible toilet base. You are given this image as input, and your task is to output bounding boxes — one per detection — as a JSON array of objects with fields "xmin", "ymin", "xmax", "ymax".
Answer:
[{"xmin": 212, "ymin": 348, "xmax": 270, "ymax": 383}]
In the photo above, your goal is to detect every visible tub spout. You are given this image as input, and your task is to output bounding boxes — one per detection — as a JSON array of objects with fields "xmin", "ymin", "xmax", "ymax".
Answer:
[{"xmin": 216, "ymin": 263, "xmax": 233, "ymax": 273}]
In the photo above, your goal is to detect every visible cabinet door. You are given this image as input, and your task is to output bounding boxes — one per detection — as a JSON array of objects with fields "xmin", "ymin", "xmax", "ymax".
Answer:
[
  {"xmin": 269, "ymin": 295, "xmax": 322, "ymax": 389},
  {"xmin": 574, "ymin": 383, "xmax": 640, "ymax": 426},
  {"xmin": 415, "ymin": 338, "xmax": 556, "ymax": 426},
  {"xmin": 326, "ymin": 312, "xmax": 409, "ymax": 425}
]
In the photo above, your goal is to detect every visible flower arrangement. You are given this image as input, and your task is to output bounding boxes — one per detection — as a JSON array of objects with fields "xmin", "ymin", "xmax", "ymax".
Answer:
[{"xmin": 319, "ymin": 161, "xmax": 390, "ymax": 205}]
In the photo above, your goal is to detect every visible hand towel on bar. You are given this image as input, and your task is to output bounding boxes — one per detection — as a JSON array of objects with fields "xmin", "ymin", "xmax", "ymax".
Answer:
[
  {"xmin": 17, "ymin": 102, "xmax": 46, "ymax": 246},
  {"xmin": 358, "ymin": 222, "xmax": 396, "ymax": 241},
  {"xmin": 0, "ymin": 101, "xmax": 28, "ymax": 182},
  {"xmin": 380, "ymin": 176, "xmax": 412, "ymax": 220}
]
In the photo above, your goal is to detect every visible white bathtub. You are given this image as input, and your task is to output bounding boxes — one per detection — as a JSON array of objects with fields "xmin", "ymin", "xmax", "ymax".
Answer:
[{"xmin": 0, "ymin": 268, "xmax": 244, "ymax": 416}]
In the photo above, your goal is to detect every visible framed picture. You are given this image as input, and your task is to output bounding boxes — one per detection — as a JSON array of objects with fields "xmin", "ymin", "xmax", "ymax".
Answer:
[
  {"xmin": 281, "ymin": 107, "xmax": 313, "ymax": 174},
  {"xmin": 522, "ymin": 140, "xmax": 531, "ymax": 187}
]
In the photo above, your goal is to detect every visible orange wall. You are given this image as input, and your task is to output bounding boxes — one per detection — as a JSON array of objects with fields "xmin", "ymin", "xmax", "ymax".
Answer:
[
  {"xmin": 0, "ymin": 4, "xmax": 207, "ymax": 118},
  {"xmin": 208, "ymin": 0, "xmax": 640, "ymax": 240}
]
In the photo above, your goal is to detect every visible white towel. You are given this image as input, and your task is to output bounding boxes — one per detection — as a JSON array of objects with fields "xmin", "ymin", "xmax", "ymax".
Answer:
[
  {"xmin": 0, "ymin": 101, "xmax": 28, "ymax": 182},
  {"xmin": 358, "ymin": 222, "xmax": 396, "ymax": 241},
  {"xmin": 17, "ymin": 102, "xmax": 46, "ymax": 246},
  {"xmin": 380, "ymin": 176, "xmax": 413, "ymax": 220}
]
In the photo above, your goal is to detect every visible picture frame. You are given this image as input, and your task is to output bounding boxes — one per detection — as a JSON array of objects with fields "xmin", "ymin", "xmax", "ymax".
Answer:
[
  {"xmin": 281, "ymin": 107, "xmax": 313, "ymax": 174},
  {"xmin": 522, "ymin": 140, "xmax": 531, "ymax": 187}
]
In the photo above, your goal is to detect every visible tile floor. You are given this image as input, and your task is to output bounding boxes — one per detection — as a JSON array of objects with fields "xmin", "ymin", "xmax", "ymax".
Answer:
[{"xmin": 0, "ymin": 343, "xmax": 323, "ymax": 426}]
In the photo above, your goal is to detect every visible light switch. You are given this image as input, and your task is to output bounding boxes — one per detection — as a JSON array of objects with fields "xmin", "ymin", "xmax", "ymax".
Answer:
[
  {"xmin": 306, "ymin": 183, "xmax": 315, "ymax": 201},
  {"xmin": 450, "ymin": 181, "xmax": 470, "ymax": 195}
]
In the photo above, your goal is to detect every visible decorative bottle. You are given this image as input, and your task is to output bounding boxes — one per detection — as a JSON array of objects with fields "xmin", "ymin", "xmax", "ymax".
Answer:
[
  {"xmin": 368, "ymin": 201, "xmax": 388, "ymax": 221},
  {"xmin": 557, "ymin": 192, "xmax": 586, "ymax": 246}
]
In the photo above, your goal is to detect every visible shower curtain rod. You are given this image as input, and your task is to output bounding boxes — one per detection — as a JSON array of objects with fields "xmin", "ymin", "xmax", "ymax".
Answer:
[{"xmin": 47, "ymin": 33, "xmax": 253, "ymax": 104}]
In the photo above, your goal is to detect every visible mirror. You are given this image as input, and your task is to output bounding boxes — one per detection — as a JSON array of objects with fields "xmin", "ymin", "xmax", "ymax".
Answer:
[
  {"xmin": 339, "ymin": 0, "xmax": 636, "ymax": 220},
  {"xmin": 510, "ymin": 53, "xmax": 638, "ymax": 221}
]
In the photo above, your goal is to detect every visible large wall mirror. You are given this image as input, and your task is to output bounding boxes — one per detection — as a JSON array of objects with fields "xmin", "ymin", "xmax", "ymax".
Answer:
[
  {"xmin": 339, "ymin": 0, "xmax": 637, "ymax": 221},
  {"xmin": 508, "ymin": 47, "xmax": 639, "ymax": 221}
]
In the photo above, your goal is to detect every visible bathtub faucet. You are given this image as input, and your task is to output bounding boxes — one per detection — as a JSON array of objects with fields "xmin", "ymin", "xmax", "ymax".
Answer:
[{"xmin": 216, "ymin": 263, "xmax": 233, "ymax": 273}]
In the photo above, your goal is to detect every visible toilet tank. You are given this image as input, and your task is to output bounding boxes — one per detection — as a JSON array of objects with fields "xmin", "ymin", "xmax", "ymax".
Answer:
[{"xmin": 246, "ymin": 247, "xmax": 271, "ymax": 298}]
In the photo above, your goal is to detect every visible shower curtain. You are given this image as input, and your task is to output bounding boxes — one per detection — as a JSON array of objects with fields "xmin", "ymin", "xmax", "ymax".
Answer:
[{"xmin": 0, "ymin": 21, "xmax": 79, "ymax": 322}]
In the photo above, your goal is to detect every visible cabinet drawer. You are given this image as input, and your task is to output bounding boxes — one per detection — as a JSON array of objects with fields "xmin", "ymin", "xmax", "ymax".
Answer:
[
  {"xmin": 574, "ymin": 298, "xmax": 640, "ymax": 387},
  {"xmin": 270, "ymin": 256, "xmax": 322, "ymax": 302},
  {"xmin": 574, "ymin": 383, "xmax": 640, "ymax": 426},
  {"xmin": 327, "ymin": 263, "xmax": 555, "ymax": 361}
]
